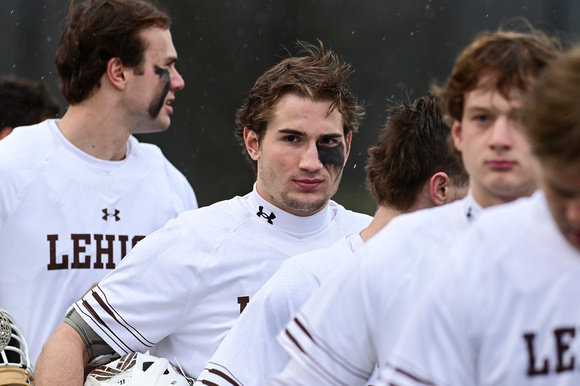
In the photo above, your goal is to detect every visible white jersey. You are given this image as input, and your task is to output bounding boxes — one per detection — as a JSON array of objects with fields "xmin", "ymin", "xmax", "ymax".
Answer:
[
  {"xmin": 271, "ymin": 192, "xmax": 482, "ymax": 386},
  {"xmin": 380, "ymin": 191, "xmax": 580, "ymax": 386},
  {"xmin": 74, "ymin": 187, "xmax": 371, "ymax": 379},
  {"xmin": 195, "ymin": 233, "xmax": 364, "ymax": 385},
  {"xmin": 0, "ymin": 120, "xmax": 198, "ymax": 364}
]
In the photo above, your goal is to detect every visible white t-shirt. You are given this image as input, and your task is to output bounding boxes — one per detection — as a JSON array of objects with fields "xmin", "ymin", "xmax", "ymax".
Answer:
[
  {"xmin": 271, "ymin": 192, "xmax": 482, "ymax": 386},
  {"xmin": 195, "ymin": 233, "xmax": 364, "ymax": 385},
  {"xmin": 74, "ymin": 187, "xmax": 371, "ymax": 379},
  {"xmin": 379, "ymin": 191, "xmax": 580, "ymax": 386},
  {"xmin": 0, "ymin": 120, "xmax": 198, "ymax": 364}
]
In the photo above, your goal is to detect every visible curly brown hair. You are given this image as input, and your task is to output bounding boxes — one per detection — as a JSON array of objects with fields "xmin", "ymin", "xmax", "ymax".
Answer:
[
  {"xmin": 56, "ymin": 0, "xmax": 170, "ymax": 104},
  {"xmin": 235, "ymin": 40, "xmax": 365, "ymax": 172}
]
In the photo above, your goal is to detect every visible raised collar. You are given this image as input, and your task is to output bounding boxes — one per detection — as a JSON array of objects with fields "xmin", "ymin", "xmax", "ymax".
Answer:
[{"xmin": 244, "ymin": 183, "xmax": 333, "ymax": 239}]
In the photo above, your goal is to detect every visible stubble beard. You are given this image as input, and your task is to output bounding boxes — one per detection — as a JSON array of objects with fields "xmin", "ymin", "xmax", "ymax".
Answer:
[
  {"xmin": 278, "ymin": 171, "xmax": 342, "ymax": 215},
  {"xmin": 258, "ymin": 159, "xmax": 343, "ymax": 215},
  {"xmin": 279, "ymin": 190, "xmax": 330, "ymax": 214}
]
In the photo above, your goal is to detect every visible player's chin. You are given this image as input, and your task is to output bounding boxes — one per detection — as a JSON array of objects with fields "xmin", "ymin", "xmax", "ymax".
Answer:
[
  {"xmin": 139, "ymin": 122, "xmax": 171, "ymax": 135},
  {"xmin": 489, "ymin": 174, "xmax": 533, "ymax": 192},
  {"xmin": 294, "ymin": 194, "xmax": 331, "ymax": 212},
  {"xmin": 155, "ymin": 115, "xmax": 172, "ymax": 132}
]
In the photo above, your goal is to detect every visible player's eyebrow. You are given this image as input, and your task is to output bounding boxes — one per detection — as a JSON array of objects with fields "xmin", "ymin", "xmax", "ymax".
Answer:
[
  {"xmin": 277, "ymin": 129, "xmax": 343, "ymax": 140},
  {"xmin": 165, "ymin": 56, "xmax": 178, "ymax": 66},
  {"xmin": 464, "ymin": 106, "xmax": 492, "ymax": 114},
  {"xmin": 278, "ymin": 128, "xmax": 305, "ymax": 136}
]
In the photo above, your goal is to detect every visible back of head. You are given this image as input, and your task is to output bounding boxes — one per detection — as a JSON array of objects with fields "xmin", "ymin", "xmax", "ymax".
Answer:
[
  {"xmin": 438, "ymin": 22, "xmax": 562, "ymax": 123},
  {"xmin": 0, "ymin": 76, "xmax": 61, "ymax": 129},
  {"xmin": 56, "ymin": 0, "xmax": 170, "ymax": 105},
  {"xmin": 235, "ymin": 40, "xmax": 364, "ymax": 172},
  {"xmin": 521, "ymin": 47, "xmax": 580, "ymax": 166},
  {"xmin": 365, "ymin": 93, "xmax": 468, "ymax": 211}
]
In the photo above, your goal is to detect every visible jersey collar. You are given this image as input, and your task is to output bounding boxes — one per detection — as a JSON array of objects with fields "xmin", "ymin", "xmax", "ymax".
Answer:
[
  {"xmin": 463, "ymin": 189, "xmax": 483, "ymax": 223},
  {"xmin": 245, "ymin": 183, "xmax": 332, "ymax": 238}
]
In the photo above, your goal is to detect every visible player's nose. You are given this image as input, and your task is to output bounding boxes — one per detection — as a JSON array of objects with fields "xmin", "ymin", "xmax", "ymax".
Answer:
[
  {"xmin": 299, "ymin": 142, "xmax": 323, "ymax": 171},
  {"xmin": 170, "ymin": 68, "xmax": 185, "ymax": 91},
  {"xmin": 489, "ymin": 117, "xmax": 514, "ymax": 151}
]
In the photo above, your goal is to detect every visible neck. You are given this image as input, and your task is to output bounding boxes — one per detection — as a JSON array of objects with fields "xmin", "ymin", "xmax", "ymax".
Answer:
[
  {"xmin": 471, "ymin": 185, "xmax": 536, "ymax": 209},
  {"xmin": 58, "ymin": 103, "xmax": 131, "ymax": 161},
  {"xmin": 359, "ymin": 205, "xmax": 402, "ymax": 242}
]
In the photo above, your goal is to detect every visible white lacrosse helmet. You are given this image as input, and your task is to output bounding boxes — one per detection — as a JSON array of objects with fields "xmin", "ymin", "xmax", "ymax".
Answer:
[
  {"xmin": 84, "ymin": 352, "xmax": 192, "ymax": 386},
  {"xmin": 0, "ymin": 309, "xmax": 34, "ymax": 386}
]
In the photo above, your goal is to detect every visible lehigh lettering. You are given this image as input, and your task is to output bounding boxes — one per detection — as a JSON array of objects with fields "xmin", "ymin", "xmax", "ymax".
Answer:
[
  {"xmin": 524, "ymin": 332, "xmax": 549, "ymax": 376},
  {"xmin": 238, "ymin": 296, "xmax": 250, "ymax": 313},
  {"xmin": 94, "ymin": 234, "xmax": 116, "ymax": 269},
  {"xmin": 47, "ymin": 234, "xmax": 66, "ymax": 270},
  {"xmin": 555, "ymin": 327, "xmax": 575, "ymax": 373},
  {"xmin": 524, "ymin": 327, "xmax": 577, "ymax": 377},
  {"xmin": 71, "ymin": 233, "xmax": 91, "ymax": 269},
  {"xmin": 47, "ymin": 234, "xmax": 145, "ymax": 271}
]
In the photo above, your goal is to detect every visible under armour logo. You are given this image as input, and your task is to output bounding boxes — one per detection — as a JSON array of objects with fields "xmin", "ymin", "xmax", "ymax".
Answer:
[
  {"xmin": 102, "ymin": 209, "xmax": 120, "ymax": 221},
  {"xmin": 466, "ymin": 207, "xmax": 473, "ymax": 221},
  {"xmin": 256, "ymin": 206, "xmax": 276, "ymax": 224}
]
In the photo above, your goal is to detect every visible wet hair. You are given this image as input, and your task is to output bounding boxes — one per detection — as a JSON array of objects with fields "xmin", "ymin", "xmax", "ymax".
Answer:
[
  {"xmin": 235, "ymin": 40, "xmax": 364, "ymax": 172},
  {"xmin": 56, "ymin": 0, "xmax": 170, "ymax": 104},
  {"xmin": 365, "ymin": 93, "xmax": 468, "ymax": 211},
  {"xmin": 0, "ymin": 76, "xmax": 61, "ymax": 128},
  {"xmin": 435, "ymin": 24, "xmax": 562, "ymax": 124},
  {"xmin": 521, "ymin": 47, "xmax": 580, "ymax": 164}
]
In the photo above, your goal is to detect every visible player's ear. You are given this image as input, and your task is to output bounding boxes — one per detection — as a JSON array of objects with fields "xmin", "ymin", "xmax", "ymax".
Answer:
[
  {"xmin": 451, "ymin": 120, "xmax": 463, "ymax": 153},
  {"xmin": 429, "ymin": 172, "xmax": 451, "ymax": 206},
  {"xmin": 343, "ymin": 131, "xmax": 352, "ymax": 164},
  {"xmin": 106, "ymin": 57, "xmax": 127, "ymax": 90},
  {"xmin": 244, "ymin": 127, "xmax": 260, "ymax": 161}
]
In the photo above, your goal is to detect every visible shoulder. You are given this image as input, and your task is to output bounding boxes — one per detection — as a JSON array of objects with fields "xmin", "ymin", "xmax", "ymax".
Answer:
[
  {"xmin": 475, "ymin": 192, "xmax": 542, "ymax": 230},
  {"xmin": 0, "ymin": 121, "xmax": 55, "ymax": 163},
  {"xmin": 128, "ymin": 136, "xmax": 196, "ymax": 205},
  {"xmin": 129, "ymin": 137, "xmax": 163, "ymax": 157},
  {"xmin": 328, "ymin": 200, "xmax": 372, "ymax": 230},
  {"xmin": 128, "ymin": 137, "xmax": 182, "ymax": 175},
  {"xmin": 281, "ymin": 241, "xmax": 347, "ymax": 275},
  {"xmin": 401, "ymin": 198, "xmax": 467, "ymax": 230},
  {"xmin": 121, "ymin": 197, "xmax": 251, "ymax": 266},
  {"xmin": 371, "ymin": 199, "xmax": 467, "ymax": 249},
  {"xmin": 169, "ymin": 195, "xmax": 253, "ymax": 237},
  {"xmin": 0, "ymin": 121, "xmax": 57, "ymax": 183},
  {"xmin": 461, "ymin": 192, "xmax": 545, "ymax": 259},
  {"xmin": 441, "ymin": 193, "xmax": 548, "ymax": 285}
]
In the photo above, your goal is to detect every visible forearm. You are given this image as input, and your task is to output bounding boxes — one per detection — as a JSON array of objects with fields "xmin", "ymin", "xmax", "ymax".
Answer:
[{"xmin": 35, "ymin": 322, "xmax": 89, "ymax": 386}]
